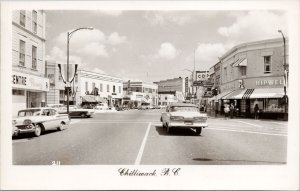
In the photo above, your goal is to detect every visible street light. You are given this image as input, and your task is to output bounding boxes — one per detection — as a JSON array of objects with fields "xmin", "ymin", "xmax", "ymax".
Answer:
[
  {"xmin": 278, "ymin": 30, "xmax": 288, "ymax": 114},
  {"xmin": 66, "ymin": 27, "xmax": 94, "ymax": 114}
]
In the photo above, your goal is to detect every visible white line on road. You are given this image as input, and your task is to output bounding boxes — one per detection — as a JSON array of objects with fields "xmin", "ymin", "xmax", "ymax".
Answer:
[
  {"xmin": 236, "ymin": 120, "xmax": 263, "ymax": 128},
  {"xmin": 270, "ymin": 121, "xmax": 288, "ymax": 126},
  {"xmin": 135, "ymin": 122, "xmax": 151, "ymax": 165},
  {"xmin": 207, "ymin": 127, "xmax": 287, "ymax": 137}
]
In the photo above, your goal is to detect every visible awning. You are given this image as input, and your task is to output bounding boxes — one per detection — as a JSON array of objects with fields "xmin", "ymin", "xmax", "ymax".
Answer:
[
  {"xmin": 250, "ymin": 88, "xmax": 285, "ymax": 99},
  {"xmin": 222, "ymin": 89, "xmax": 247, "ymax": 99},
  {"xmin": 242, "ymin": 89, "xmax": 254, "ymax": 99},
  {"xmin": 232, "ymin": 58, "xmax": 247, "ymax": 67},
  {"xmin": 216, "ymin": 90, "xmax": 235, "ymax": 100},
  {"xmin": 96, "ymin": 96, "xmax": 107, "ymax": 103},
  {"xmin": 82, "ymin": 95, "xmax": 97, "ymax": 102}
]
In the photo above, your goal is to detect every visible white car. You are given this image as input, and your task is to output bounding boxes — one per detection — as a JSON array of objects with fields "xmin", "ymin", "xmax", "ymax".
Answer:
[
  {"xmin": 13, "ymin": 108, "xmax": 70, "ymax": 137},
  {"xmin": 95, "ymin": 103, "xmax": 109, "ymax": 110},
  {"xmin": 160, "ymin": 103, "xmax": 208, "ymax": 135}
]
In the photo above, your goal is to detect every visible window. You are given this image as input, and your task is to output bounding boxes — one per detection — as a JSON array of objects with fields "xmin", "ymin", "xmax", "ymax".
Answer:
[
  {"xmin": 92, "ymin": 82, "xmax": 95, "ymax": 90},
  {"xmin": 32, "ymin": 46, "xmax": 37, "ymax": 69},
  {"xmin": 107, "ymin": 84, "xmax": 110, "ymax": 92},
  {"xmin": 20, "ymin": 10, "xmax": 26, "ymax": 27},
  {"xmin": 75, "ymin": 74, "xmax": 78, "ymax": 82},
  {"xmin": 223, "ymin": 67, "xmax": 227, "ymax": 81},
  {"xmin": 119, "ymin": 86, "xmax": 121, "ymax": 93},
  {"xmin": 85, "ymin": 81, "xmax": 88, "ymax": 92},
  {"xmin": 241, "ymin": 66, "xmax": 247, "ymax": 76},
  {"xmin": 264, "ymin": 56, "xmax": 272, "ymax": 73},
  {"xmin": 59, "ymin": 90, "xmax": 64, "ymax": 99},
  {"xmin": 100, "ymin": 83, "xmax": 103, "ymax": 92},
  {"xmin": 113, "ymin": 85, "xmax": 116, "ymax": 93},
  {"xmin": 59, "ymin": 74, "xmax": 62, "ymax": 81},
  {"xmin": 32, "ymin": 10, "xmax": 37, "ymax": 33},
  {"xmin": 19, "ymin": 40, "xmax": 25, "ymax": 66},
  {"xmin": 12, "ymin": 89, "xmax": 25, "ymax": 96}
]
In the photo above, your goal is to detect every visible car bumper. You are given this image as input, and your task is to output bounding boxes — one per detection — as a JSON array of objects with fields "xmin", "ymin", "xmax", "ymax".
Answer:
[
  {"xmin": 15, "ymin": 124, "xmax": 36, "ymax": 134},
  {"xmin": 168, "ymin": 121, "xmax": 208, "ymax": 128}
]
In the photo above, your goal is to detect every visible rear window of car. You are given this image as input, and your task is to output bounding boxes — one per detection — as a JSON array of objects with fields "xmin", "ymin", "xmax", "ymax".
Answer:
[{"xmin": 170, "ymin": 106, "xmax": 199, "ymax": 112}]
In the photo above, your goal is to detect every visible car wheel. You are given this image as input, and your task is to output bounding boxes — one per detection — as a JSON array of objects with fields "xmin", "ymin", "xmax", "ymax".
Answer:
[
  {"xmin": 81, "ymin": 113, "xmax": 86, "ymax": 118},
  {"xmin": 58, "ymin": 122, "xmax": 65, "ymax": 131},
  {"xmin": 195, "ymin": 127, "xmax": 202, "ymax": 135},
  {"xmin": 34, "ymin": 124, "xmax": 42, "ymax": 137}
]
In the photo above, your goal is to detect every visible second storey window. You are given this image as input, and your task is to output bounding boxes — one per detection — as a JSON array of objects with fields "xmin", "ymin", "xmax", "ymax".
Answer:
[
  {"xmin": 20, "ymin": 10, "xmax": 26, "ymax": 27},
  {"xmin": 264, "ymin": 56, "xmax": 272, "ymax": 73},
  {"xmin": 19, "ymin": 40, "xmax": 25, "ymax": 66},
  {"xmin": 241, "ymin": 66, "xmax": 247, "ymax": 76},
  {"xmin": 107, "ymin": 84, "xmax": 110, "ymax": 92},
  {"xmin": 119, "ymin": 86, "xmax": 121, "ymax": 93},
  {"xmin": 113, "ymin": 85, "xmax": 116, "ymax": 93},
  {"xmin": 32, "ymin": 10, "xmax": 37, "ymax": 34},
  {"xmin": 100, "ymin": 83, "xmax": 103, "ymax": 92},
  {"xmin": 85, "ymin": 81, "xmax": 88, "ymax": 92},
  {"xmin": 32, "ymin": 46, "xmax": 37, "ymax": 69}
]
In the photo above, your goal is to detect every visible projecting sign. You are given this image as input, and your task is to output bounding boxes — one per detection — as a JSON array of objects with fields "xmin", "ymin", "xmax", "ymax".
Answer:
[{"xmin": 196, "ymin": 71, "xmax": 209, "ymax": 81}]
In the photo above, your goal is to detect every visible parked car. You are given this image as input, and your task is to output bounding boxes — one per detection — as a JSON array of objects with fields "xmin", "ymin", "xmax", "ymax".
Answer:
[
  {"xmin": 55, "ymin": 105, "xmax": 95, "ymax": 118},
  {"xmin": 160, "ymin": 103, "xmax": 208, "ymax": 135},
  {"xmin": 12, "ymin": 122, "xmax": 18, "ymax": 137},
  {"xmin": 95, "ymin": 103, "xmax": 109, "ymax": 110},
  {"xmin": 13, "ymin": 108, "xmax": 70, "ymax": 137}
]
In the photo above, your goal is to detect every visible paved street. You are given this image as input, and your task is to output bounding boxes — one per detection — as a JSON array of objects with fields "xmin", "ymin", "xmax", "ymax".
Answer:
[{"xmin": 13, "ymin": 109, "xmax": 287, "ymax": 165}]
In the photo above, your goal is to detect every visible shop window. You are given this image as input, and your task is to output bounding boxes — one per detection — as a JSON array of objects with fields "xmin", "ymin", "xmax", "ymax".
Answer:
[
  {"xmin": 12, "ymin": 89, "xmax": 25, "ymax": 96},
  {"xmin": 19, "ymin": 40, "xmax": 25, "ymax": 66},
  {"xmin": 99, "ymin": 83, "xmax": 103, "ymax": 92},
  {"xmin": 264, "ymin": 56, "xmax": 272, "ymax": 73},
  {"xmin": 265, "ymin": 99, "xmax": 284, "ymax": 113},
  {"xmin": 20, "ymin": 10, "xmax": 26, "ymax": 27},
  {"xmin": 32, "ymin": 10, "xmax": 37, "ymax": 34},
  {"xmin": 32, "ymin": 46, "xmax": 37, "ymax": 69}
]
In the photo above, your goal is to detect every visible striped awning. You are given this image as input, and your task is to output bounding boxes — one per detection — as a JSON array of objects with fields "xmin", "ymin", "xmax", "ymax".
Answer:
[
  {"xmin": 222, "ymin": 89, "xmax": 247, "ymax": 99},
  {"xmin": 216, "ymin": 90, "xmax": 235, "ymax": 100},
  {"xmin": 82, "ymin": 95, "xmax": 97, "ymax": 102},
  {"xmin": 242, "ymin": 89, "xmax": 254, "ymax": 99},
  {"xmin": 250, "ymin": 88, "xmax": 284, "ymax": 99},
  {"xmin": 232, "ymin": 58, "xmax": 247, "ymax": 67}
]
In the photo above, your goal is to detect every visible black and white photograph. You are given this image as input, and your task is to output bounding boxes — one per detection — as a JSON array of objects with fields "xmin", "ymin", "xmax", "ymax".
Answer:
[{"xmin": 1, "ymin": 0, "xmax": 299, "ymax": 190}]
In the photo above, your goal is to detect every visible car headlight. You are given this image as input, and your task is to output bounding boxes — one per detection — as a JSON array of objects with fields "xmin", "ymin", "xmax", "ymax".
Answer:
[
  {"xmin": 194, "ymin": 117, "xmax": 207, "ymax": 122},
  {"xmin": 12, "ymin": 120, "xmax": 17, "ymax": 125},
  {"xmin": 170, "ymin": 116, "xmax": 184, "ymax": 121},
  {"xmin": 23, "ymin": 119, "xmax": 32, "ymax": 125}
]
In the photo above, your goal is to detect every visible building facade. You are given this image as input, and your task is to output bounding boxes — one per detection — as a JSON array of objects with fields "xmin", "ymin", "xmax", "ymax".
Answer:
[
  {"xmin": 12, "ymin": 10, "xmax": 49, "ymax": 116},
  {"xmin": 123, "ymin": 81, "xmax": 158, "ymax": 108},
  {"xmin": 77, "ymin": 70, "xmax": 123, "ymax": 107},
  {"xmin": 154, "ymin": 77, "xmax": 185, "ymax": 105},
  {"xmin": 212, "ymin": 38, "xmax": 288, "ymax": 119}
]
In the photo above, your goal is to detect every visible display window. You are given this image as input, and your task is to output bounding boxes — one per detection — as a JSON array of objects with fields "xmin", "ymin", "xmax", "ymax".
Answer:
[{"xmin": 264, "ymin": 98, "xmax": 285, "ymax": 113}]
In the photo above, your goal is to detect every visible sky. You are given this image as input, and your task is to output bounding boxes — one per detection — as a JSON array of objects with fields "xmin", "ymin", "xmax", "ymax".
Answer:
[{"xmin": 45, "ymin": 10, "xmax": 287, "ymax": 82}]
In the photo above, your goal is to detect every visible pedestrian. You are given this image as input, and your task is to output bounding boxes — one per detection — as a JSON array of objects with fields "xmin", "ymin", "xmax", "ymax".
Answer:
[
  {"xmin": 254, "ymin": 104, "xmax": 260, "ymax": 119},
  {"xmin": 230, "ymin": 103, "xmax": 235, "ymax": 119},
  {"xmin": 224, "ymin": 104, "xmax": 230, "ymax": 120}
]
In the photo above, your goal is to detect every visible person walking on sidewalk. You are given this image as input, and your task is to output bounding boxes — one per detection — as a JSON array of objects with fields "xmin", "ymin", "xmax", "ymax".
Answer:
[
  {"xmin": 254, "ymin": 104, "xmax": 260, "ymax": 119},
  {"xmin": 224, "ymin": 104, "xmax": 230, "ymax": 120},
  {"xmin": 230, "ymin": 103, "xmax": 235, "ymax": 119}
]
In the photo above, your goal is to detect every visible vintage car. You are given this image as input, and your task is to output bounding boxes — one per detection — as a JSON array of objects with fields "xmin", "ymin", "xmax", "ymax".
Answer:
[
  {"xmin": 160, "ymin": 103, "xmax": 208, "ymax": 135},
  {"xmin": 13, "ymin": 108, "xmax": 70, "ymax": 137},
  {"xmin": 53, "ymin": 105, "xmax": 95, "ymax": 118}
]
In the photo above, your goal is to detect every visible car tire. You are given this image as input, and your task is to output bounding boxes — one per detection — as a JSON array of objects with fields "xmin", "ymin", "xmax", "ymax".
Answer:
[
  {"xmin": 58, "ymin": 122, "xmax": 65, "ymax": 131},
  {"xmin": 81, "ymin": 113, "xmax": 86, "ymax": 118},
  {"xmin": 34, "ymin": 124, "xmax": 42, "ymax": 137},
  {"xmin": 195, "ymin": 127, "xmax": 202, "ymax": 135}
]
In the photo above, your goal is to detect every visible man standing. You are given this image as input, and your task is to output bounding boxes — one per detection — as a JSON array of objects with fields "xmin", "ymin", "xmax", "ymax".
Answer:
[{"xmin": 230, "ymin": 103, "xmax": 235, "ymax": 119}]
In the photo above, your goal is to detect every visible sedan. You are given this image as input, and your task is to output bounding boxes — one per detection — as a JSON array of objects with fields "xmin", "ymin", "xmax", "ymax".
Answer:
[{"xmin": 160, "ymin": 103, "xmax": 208, "ymax": 135}]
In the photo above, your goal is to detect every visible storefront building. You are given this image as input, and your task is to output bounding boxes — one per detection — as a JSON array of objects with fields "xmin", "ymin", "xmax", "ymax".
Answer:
[
  {"xmin": 12, "ymin": 10, "xmax": 49, "ymax": 116},
  {"xmin": 123, "ymin": 81, "xmax": 158, "ymax": 108},
  {"xmin": 77, "ymin": 70, "xmax": 123, "ymax": 107},
  {"xmin": 214, "ymin": 38, "xmax": 288, "ymax": 119},
  {"xmin": 154, "ymin": 77, "xmax": 185, "ymax": 105}
]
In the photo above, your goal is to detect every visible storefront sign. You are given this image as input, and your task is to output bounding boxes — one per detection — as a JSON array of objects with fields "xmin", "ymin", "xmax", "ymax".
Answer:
[
  {"xmin": 196, "ymin": 71, "xmax": 209, "ymax": 81},
  {"xmin": 255, "ymin": 79, "xmax": 284, "ymax": 86},
  {"xmin": 12, "ymin": 71, "xmax": 49, "ymax": 92}
]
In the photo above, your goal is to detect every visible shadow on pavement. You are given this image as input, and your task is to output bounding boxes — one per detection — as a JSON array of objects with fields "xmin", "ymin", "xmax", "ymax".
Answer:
[
  {"xmin": 155, "ymin": 126, "xmax": 202, "ymax": 136},
  {"xmin": 192, "ymin": 157, "xmax": 286, "ymax": 165},
  {"xmin": 12, "ymin": 130, "xmax": 60, "ymax": 140}
]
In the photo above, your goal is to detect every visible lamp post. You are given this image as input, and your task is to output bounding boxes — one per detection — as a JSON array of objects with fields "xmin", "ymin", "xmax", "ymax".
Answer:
[
  {"xmin": 278, "ymin": 30, "xmax": 288, "ymax": 114},
  {"xmin": 66, "ymin": 27, "xmax": 93, "ymax": 114}
]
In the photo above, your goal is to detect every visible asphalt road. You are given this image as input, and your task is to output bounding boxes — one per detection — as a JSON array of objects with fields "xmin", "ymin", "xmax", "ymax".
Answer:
[{"xmin": 12, "ymin": 109, "xmax": 287, "ymax": 165}]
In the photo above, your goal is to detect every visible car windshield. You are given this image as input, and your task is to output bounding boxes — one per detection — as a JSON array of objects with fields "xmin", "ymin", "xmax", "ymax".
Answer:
[
  {"xmin": 18, "ymin": 109, "xmax": 41, "ymax": 117},
  {"xmin": 170, "ymin": 106, "xmax": 199, "ymax": 112}
]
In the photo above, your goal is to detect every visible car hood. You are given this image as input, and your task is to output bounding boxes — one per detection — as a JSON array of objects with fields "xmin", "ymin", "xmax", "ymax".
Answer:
[{"xmin": 13, "ymin": 116, "xmax": 44, "ymax": 124}]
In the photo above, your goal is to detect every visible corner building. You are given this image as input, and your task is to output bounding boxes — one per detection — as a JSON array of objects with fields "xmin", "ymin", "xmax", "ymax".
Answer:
[
  {"xmin": 12, "ymin": 10, "xmax": 49, "ymax": 116},
  {"xmin": 217, "ymin": 38, "xmax": 288, "ymax": 119}
]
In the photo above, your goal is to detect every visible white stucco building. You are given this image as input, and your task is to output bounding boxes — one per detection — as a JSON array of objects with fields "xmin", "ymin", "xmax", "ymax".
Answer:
[{"xmin": 12, "ymin": 10, "xmax": 49, "ymax": 116}]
